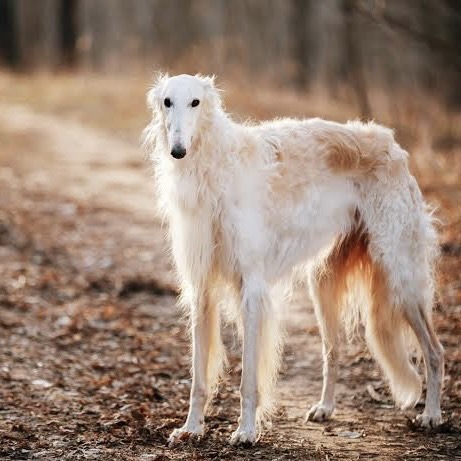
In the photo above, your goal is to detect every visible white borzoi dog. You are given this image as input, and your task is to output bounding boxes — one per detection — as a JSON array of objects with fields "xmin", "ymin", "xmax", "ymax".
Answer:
[{"xmin": 143, "ymin": 74, "xmax": 444, "ymax": 445}]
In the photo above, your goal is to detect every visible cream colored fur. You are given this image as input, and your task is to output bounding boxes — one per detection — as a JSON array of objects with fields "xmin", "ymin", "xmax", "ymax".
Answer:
[{"xmin": 143, "ymin": 74, "xmax": 444, "ymax": 445}]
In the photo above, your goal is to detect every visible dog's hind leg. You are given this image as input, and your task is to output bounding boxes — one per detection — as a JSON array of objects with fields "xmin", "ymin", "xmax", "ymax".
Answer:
[
  {"xmin": 404, "ymin": 303, "xmax": 444, "ymax": 427},
  {"xmin": 306, "ymin": 228, "xmax": 368, "ymax": 422},
  {"xmin": 306, "ymin": 261, "xmax": 342, "ymax": 422},
  {"xmin": 169, "ymin": 288, "xmax": 224, "ymax": 444}
]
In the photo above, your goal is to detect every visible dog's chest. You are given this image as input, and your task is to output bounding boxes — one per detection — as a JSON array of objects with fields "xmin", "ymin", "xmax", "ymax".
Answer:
[{"xmin": 171, "ymin": 171, "xmax": 203, "ymax": 211}]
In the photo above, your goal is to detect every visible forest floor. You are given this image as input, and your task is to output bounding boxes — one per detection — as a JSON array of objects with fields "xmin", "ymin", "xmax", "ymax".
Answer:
[{"xmin": 0, "ymin": 73, "xmax": 460, "ymax": 460}]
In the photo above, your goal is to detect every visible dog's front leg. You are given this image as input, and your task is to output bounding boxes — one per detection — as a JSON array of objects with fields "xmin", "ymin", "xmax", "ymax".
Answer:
[
  {"xmin": 169, "ymin": 292, "xmax": 213, "ymax": 444},
  {"xmin": 230, "ymin": 279, "xmax": 264, "ymax": 445}
]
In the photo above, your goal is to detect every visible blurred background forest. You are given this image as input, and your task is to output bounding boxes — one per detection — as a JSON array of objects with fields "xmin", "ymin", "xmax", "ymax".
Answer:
[
  {"xmin": 1, "ymin": 0, "xmax": 461, "ymax": 115},
  {"xmin": 1, "ymin": 2, "xmax": 461, "ymax": 460}
]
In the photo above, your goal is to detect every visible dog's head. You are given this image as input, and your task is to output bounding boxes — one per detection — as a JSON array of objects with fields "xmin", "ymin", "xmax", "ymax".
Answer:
[{"xmin": 146, "ymin": 73, "xmax": 221, "ymax": 160}]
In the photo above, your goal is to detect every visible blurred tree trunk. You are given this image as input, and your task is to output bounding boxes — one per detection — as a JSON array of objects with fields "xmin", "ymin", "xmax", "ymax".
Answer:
[
  {"xmin": 342, "ymin": 0, "xmax": 372, "ymax": 120},
  {"xmin": 59, "ymin": 0, "xmax": 78, "ymax": 67},
  {"xmin": 0, "ymin": 0, "xmax": 78, "ymax": 70},
  {"xmin": 13, "ymin": 0, "xmax": 60, "ymax": 69},
  {"xmin": 445, "ymin": 0, "xmax": 461, "ymax": 107},
  {"xmin": 0, "ymin": 0, "xmax": 19, "ymax": 67},
  {"xmin": 291, "ymin": 0, "xmax": 312, "ymax": 89}
]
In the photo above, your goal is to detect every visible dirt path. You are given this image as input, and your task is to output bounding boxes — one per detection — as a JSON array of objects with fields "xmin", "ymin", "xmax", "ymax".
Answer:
[
  {"xmin": 0, "ymin": 103, "xmax": 158, "ymax": 217},
  {"xmin": 0, "ymin": 105, "xmax": 460, "ymax": 460}
]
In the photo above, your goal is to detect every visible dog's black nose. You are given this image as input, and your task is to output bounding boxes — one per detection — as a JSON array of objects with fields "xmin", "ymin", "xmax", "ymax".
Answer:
[{"xmin": 171, "ymin": 146, "xmax": 186, "ymax": 159}]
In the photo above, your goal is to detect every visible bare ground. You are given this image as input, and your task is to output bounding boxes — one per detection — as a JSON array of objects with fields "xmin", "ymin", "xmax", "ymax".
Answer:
[{"xmin": 0, "ymin": 76, "xmax": 460, "ymax": 460}]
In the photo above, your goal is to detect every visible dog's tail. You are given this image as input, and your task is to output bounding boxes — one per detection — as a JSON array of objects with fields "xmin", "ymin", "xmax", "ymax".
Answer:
[
  {"xmin": 314, "ymin": 120, "xmax": 407, "ymax": 176},
  {"xmin": 364, "ymin": 297, "xmax": 422, "ymax": 409},
  {"xmin": 343, "ymin": 258, "xmax": 422, "ymax": 409},
  {"xmin": 342, "ymin": 265, "xmax": 422, "ymax": 409}
]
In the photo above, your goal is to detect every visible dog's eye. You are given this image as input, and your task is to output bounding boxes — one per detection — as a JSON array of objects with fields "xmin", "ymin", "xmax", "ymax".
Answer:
[
  {"xmin": 191, "ymin": 99, "xmax": 200, "ymax": 107},
  {"xmin": 164, "ymin": 98, "xmax": 171, "ymax": 108}
]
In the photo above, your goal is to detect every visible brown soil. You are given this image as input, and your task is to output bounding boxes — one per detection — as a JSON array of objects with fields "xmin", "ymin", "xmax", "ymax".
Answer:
[{"xmin": 0, "ymin": 75, "xmax": 460, "ymax": 460}]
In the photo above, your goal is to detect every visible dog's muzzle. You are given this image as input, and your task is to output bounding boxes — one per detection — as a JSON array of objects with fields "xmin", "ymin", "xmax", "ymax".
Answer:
[{"xmin": 171, "ymin": 145, "xmax": 186, "ymax": 159}]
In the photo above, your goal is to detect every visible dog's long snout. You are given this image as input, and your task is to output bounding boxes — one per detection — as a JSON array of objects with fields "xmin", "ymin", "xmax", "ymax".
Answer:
[{"xmin": 171, "ymin": 145, "xmax": 186, "ymax": 159}]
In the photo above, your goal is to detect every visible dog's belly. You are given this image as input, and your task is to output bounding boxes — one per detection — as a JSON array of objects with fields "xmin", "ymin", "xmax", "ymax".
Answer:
[{"xmin": 265, "ymin": 179, "xmax": 358, "ymax": 281}]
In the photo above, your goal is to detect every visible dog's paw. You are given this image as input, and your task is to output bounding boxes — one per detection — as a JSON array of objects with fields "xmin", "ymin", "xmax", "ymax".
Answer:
[
  {"xmin": 229, "ymin": 426, "xmax": 257, "ymax": 446},
  {"xmin": 168, "ymin": 424, "xmax": 204, "ymax": 446},
  {"xmin": 306, "ymin": 402, "xmax": 334, "ymax": 422},
  {"xmin": 414, "ymin": 412, "xmax": 442, "ymax": 429}
]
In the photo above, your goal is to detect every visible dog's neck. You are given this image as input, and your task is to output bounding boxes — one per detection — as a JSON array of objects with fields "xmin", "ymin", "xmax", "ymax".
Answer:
[
  {"xmin": 156, "ymin": 111, "xmax": 235, "ymax": 212},
  {"xmin": 194, "ymin": 110, "xmax": 236, "ymax": 160}
]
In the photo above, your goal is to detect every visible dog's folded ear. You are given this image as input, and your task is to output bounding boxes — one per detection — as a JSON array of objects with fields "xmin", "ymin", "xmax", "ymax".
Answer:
[
  {"xmin": 147, "ymin": 72, "xmax": 169, "ymax": 111},
  {"xmin": 199, "ymin": 74, "xmax": 216, "ymax": 89},
  {"xmin": 197, "ymin": 74, "xmax": 222, "ymax": 114}
]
